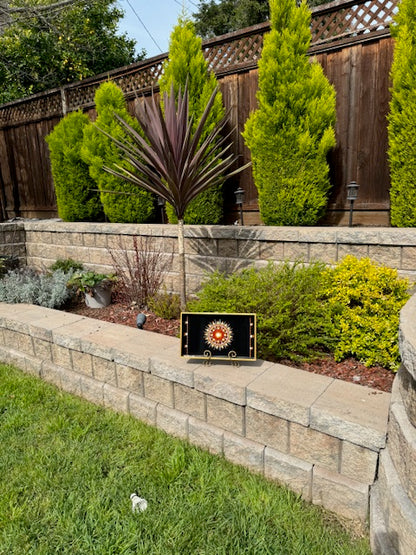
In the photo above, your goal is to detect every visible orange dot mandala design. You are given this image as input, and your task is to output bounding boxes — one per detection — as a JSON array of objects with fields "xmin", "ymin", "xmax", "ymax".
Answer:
[{"xmin": 204, "ymin": 320, "xmax": 233, "ymax": 351}]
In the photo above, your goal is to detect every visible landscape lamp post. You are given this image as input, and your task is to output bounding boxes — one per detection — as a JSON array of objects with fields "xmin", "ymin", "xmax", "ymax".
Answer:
[
  {"xmin": 234, "ymin": 187, "xmax": 245, "ymax": 225},
  {"xmin": 157, "ymin": 195, "xmax": 166, "ymax": 224},
  {"xmin": 347, "ymin": 181, "xmax": 359, "ymax": 227}
]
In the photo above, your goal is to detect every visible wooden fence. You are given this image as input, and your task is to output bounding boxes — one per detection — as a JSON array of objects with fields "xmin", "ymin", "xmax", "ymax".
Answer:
[{"xmin": 0, "ymin": 0, "xmax": 398, "ymax": 225}]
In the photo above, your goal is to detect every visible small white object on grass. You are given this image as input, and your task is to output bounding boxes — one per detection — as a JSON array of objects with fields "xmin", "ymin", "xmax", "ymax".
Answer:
[{"xmin": 130, "ymin": 493, "xmax": 148, "ymax": 513}]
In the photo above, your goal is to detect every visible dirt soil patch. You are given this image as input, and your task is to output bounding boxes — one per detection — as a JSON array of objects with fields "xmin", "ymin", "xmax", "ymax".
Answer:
[{"xmin": 64, "ymin": 300, "xmax": 394, "ymax": 393}]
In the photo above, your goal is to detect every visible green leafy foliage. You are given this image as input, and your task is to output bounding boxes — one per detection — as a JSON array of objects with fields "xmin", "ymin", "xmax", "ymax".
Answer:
[
  {"xmin": 243, "ymin": 0, "xmax": 336, "ymax": 225},
  {"xmin": 188, "ymin": 261, "xmax": 335, "ymax": 362},
  {"xmin": 0, "ymin": 0, "xmax": 141, "ymax": 104},
  {"xmin": 324, "ymin": 256, "xmax": 410, "ymax": 371},
  {"xmin": 159, "ymin": 17, "xmax": 225, "ymax": 224},
  {"xmin": 189, "ymin": 255, "xmax": 410, "ymax": 370},
  {"xmin": 81, "ymin": 82, "xmax": 155, "ymax": 223},
  {"xmin": 0, "ymin": 268, "xmax": 73, "ymax": 308},
  {"xmin": 149, "ymin": 288, "xmax": 181, "ymax": 320},
  {"xmin": 388, "ymin": 0, "xmax": 416, "ymax": 226},
  {"xmin": 49, "ymin": 258, "xmax": 84, "ymax": 274},
  {"xmin": 46, "ymin": 111, "xmax": 104, "ymax": 222},
  {"xmin": 67, "ymin": 271, "xmax": 117, "ymax": 294}
]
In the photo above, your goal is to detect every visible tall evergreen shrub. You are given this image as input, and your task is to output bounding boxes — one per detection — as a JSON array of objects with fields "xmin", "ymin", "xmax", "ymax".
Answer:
[
  {"xmin": 243, "ymin": 0, "xmax": 336, "ymax": 225},
  {"xmin": 158, "ymin": 17, "xmax": 225, "ymax": 224},
  {"xmin": 388, "ymin": 0, "xmax": 416, "ymax": 227},
  {"xmin": 81, "ymin": 82, "xmax": 155, "ymax": 223},
  {"xmin": 46, "ymin": 111, "xmax": 103, "ymax": 222}
]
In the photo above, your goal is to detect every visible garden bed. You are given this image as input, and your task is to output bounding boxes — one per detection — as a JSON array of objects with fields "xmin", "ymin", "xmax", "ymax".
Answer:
[{"xmin": 64, "ymin": 299, "xmax": 394, "ymax": 393}]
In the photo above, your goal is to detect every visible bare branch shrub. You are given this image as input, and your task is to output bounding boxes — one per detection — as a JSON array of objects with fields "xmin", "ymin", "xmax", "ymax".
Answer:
[{"xmin": 108, "ymin": 235, "xmax": 171, "ymax": 308}]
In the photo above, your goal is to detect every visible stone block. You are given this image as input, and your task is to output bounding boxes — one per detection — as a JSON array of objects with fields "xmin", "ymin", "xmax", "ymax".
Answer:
[
  {"xmin": 71, "ymin": 350, "xmax": 93, "ymax": 376},
  {"xmin": 337, "ymin": 244, "xmax": 369, "ymax": 261},
  {"xmin": 186, "ymin": 255, "xmax": 227, "ymax": 276},
  {"xmin": 116, "ymin": 364, "xmax": 144, "ymax": 394},
  {"xmin": 3, "ymin": 328, "xmax": 20, "ymax": 348},
  {"xmin": 245, "ymin": 406, "xmax": 289, "ymax": 453},
  {"xmin": 150, "ymin": 347, "xmax": 195, "ymax": 387},
  {"xmin": 283, "ymin": 242, "xmax": 309, "ymax": 261},
  {"xmin": 247, "ymin": 364, "xmax": 333, "ymax": 426},
  {"xmin": 128, "ymin": 393, "xmax": 157, "ymax": 426},
  {"xmin": 40, "ymin": 361, "xmax": 62, "ymax": 388},
  {"xmin": 398, "ymin": 365, "xmax": 416, "ymax": 429},
  {"xmin": 60, "ymin": 367, "xmax": 82, "ymax": 396},
  {"xmin": 185, "ymin": 237, "xmax": 217, "ymax": 257},
  {"xmin": 312, "ymin": 466, "xmax": 369, "ymax": 522},
  {"xmin": 388, "ymin": 402, "xmax": 416, "ymax": 505},
  {"xmin": 340, "ymin": 440, "xmax": 378, "ymax": 484},
  {"xmin": 289, "ymin": 423, "xmax": 341, "ymax": 472},
  {"xmin": 264, "ymin": 447, "xmax": 312, "ymax": 501},
  {"xmin": 188, "ymin": 417, "xmax": 223, "ymax": 455},
  {"xmin": 80, "ymin": 375, "xmax": 104, "ymax": 405},
  {"xmin": 32, "ymin": 337, "xmax": 52, "ymax": 361},
  {"xmin": 52, "ymin": 344, "xmax": 72, "ymax": 369},
  {"xmin": 388, "ymin": 483, "xmax": 416, "ymax": 555},
  {"xmin": 174, "ymin": 383, "xmax": 206, "ymax": 420},
  {"xmin": 223, "ymin": 431, "xmax": 264, "ymax": 474},
  {"xmin": 143, "ymin": 373, "xmax": 174, "ymax": 406},
  {"xmin": 92, "ymin": 357, "xmax": 116, "ymax": 385},
  {"xmin": 309, "ymin": 243, "xmax": 338, "ymax": 264},
  {"xmin": 310, "ymin": 379, "xmax": 391, "ymax": 450},
  {"xmin": 259, "ymin": 241, "xmax": 284, "ymax": 261},
  {"xmin": 206, "ymin": 396, "xmax": 244, "ymax": 435},
  {"xmin": 51, "ymin": 318, "xmax": 107, "ymax": 351},
  {"xmin": 238, "ymin": 239, "xmax": 259, "ymax": 259},
  {"xmin": 24, "ymin": 354, "xmax": 43, "ymax": 377},
  {"xmin": 401, "ymin": 247, "xmax": 416, "ymax": 271},
  {"xmin": 217, "ymin": 239, "xmax": 238, "ymax": 258},
  {"xmin": 156, "ymin": 405, "xmax": 189, "ymax": 440},
  {"xmin": 17, "ymin": 333, "xmax": 34, "ymax": 356},
  {"xmin": 195, "ymin": 359, "xmax": 271, "ymax": 405},
  {"xmin": 368, "ymin": 245, "xmax": 401, "ymax": 269},
  {"xmin": 103, "ymin": 383, "xmax": 129, "ymax": 413},
  {"xmin": 0, "ymin": 346, "xmax": 28, "ymax": 370}
]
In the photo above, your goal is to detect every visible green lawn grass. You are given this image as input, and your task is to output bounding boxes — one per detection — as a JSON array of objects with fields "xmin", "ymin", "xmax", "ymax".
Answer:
[{"xmin": 0, "ymin": 364, "xmax": 370, "ymax": 554}]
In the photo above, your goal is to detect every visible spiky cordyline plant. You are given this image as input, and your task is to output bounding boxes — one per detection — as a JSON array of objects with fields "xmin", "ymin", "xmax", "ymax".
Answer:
[{"xmin": 100, "ymin": 84, "xmax": 248, "ymax": 308}]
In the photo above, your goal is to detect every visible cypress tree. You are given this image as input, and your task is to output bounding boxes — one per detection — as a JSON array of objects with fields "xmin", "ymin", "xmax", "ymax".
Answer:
[
  {"xmin": 159, "ymin": 17, "xmax": 225, "ymax": 224},
  {"xmin": 243, "ymin": 0, "xmax": 336, "ymax": 226},
  {"xmin": 46, "ymin": 111, "xmax": 104, "ymax": 222},
  {"xmin": 81, "ymin": 82, "xmax": 155, "ymax": 223},
  {"xmin": 388, "ymin": 0, "xmax": 416, "ymax": 227}
]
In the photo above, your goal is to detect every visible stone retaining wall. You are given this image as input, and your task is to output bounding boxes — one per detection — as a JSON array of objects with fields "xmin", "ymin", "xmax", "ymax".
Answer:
[
  {"xmin": 370, "ymin": 295, "xmax": 416, "ymax": 554},
  {"xmin": 2, "ymin": 222, "xmax": 416, "ymax": 296},
  {"xmin": 0, "ymin": 302, "xmax": 391, "ymax": 524}
]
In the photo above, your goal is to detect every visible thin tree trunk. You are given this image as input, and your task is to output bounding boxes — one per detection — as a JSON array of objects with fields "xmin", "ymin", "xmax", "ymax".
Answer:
[{"xmin": 178, "ymin": 218, "xmax": 186, "ymax": 310}]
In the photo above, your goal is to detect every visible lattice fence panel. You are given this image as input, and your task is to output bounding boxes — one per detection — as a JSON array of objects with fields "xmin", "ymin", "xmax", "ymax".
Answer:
[
  {"xmin": 0, "ymin": 91, "xmax": 62, "ymax": 127},
  {"xmin": 311, "ymin": 0, "xmax": 397, "ymax": 45}
]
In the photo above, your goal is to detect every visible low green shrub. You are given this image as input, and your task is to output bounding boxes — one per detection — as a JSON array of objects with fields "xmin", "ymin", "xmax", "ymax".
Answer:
[
  {"xmin": 324, "ymin": 255, "xmax": 410, "ymax": 371},
  {"xmin": 149, "ymin": 288, "xmax": 181, "ymax": 320},
  {"xmin": 188, "ymin": 261, "xmax": 335, "ymax": 362},
  {"xmin": 0, "ymin": 268, "xmax": 73, "ymax": 308},
  {"xmin": 49, "ymin": 258, "xmax": 84, "ymax": 274}
]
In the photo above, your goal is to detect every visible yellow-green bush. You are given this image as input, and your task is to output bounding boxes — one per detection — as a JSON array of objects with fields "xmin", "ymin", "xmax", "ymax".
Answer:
[{"xmin": 324, "ymin": 256, "xmax": 410, "ymax": 370}]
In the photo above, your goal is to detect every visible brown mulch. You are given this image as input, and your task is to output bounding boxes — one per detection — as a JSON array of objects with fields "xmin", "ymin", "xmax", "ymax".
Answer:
[{"xmin": 63, "ymin": 299, "xmax": 394, "ymax": 393}]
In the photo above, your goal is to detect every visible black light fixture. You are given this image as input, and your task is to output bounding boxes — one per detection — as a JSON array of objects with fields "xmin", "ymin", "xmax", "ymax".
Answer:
[
  {"xmin": 157, "ymin": 195, "xmax": 166, "ymax": 224},
  {"xmin": 346, "ymin": 181, "xmax": 359, "ymax": 227},
  {"xmin": 234, "ymin": 187, "xmax": 245, "ymax": 225}
]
